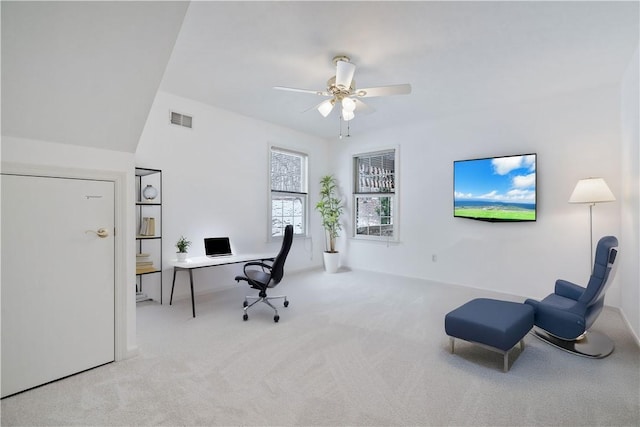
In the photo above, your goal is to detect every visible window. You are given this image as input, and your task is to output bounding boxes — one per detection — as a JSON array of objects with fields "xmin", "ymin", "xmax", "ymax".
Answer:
[
  {"xmin": 353, "ymin": 149, "xmax": 397, "ymax": 239},
  {"xmin": 270, "ymin": 147, "xmax": 308, "ymax": 237}
]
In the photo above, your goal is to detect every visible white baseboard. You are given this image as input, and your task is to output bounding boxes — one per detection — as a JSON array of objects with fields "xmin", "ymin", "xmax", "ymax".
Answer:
[
  {"xmin": 124, "ymin": 345, "xmax": 140, "ymax": 360},
  {"xmin": 614, "ymin": 306, "xmax": 640, "ymax": 348}
]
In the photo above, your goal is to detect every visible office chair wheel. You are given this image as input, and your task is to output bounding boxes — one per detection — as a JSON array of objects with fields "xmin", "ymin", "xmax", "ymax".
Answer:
[
  {"xmin": 243, "ymin": 300, "xmax": 248, "ymax": 307},
  {"xmin": 274, "ymin": 315, "xmax": 280, "ymax": 323},
  {"xmin": 243, "ymin": 314, "xmax": 248, "ymax": 321},
  {"xmin": 284, "ymin": 300, "xmax": 289, "ymax": 307}
]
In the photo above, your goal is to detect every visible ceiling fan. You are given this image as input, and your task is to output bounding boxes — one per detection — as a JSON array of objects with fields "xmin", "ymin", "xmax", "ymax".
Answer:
[{"xmin": 274, "ymin": 55, "xmax": 411, "ymax": 122}]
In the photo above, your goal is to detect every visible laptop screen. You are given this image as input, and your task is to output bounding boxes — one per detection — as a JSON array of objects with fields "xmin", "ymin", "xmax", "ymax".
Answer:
[{"xmin": 204, "ymin": 237, "xmax": 232, "ymax": 257}]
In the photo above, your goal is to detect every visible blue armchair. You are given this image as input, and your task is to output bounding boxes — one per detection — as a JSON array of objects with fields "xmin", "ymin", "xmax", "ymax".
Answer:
[{"xmin": 525, "ymin": 235, "xmax": 618, "ymax": 358}]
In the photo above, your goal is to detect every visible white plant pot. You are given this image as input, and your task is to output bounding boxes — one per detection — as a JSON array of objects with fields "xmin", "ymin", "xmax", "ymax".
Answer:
[
  {"xmin": 176, "ymin": 252, "xmax": 187, "ymax": 262},
  {"xmin": 323, "ymin": 251, "xmax": 340, "ymax": 273}
]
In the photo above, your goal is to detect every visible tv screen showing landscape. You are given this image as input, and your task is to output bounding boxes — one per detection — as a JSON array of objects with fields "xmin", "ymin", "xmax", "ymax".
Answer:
[{"xmin": 454, "ymin": 153, "xmax": 537, "ymax": 222}]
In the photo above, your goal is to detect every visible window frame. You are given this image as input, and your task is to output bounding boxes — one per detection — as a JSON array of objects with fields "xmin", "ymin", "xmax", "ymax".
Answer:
[
  {"xmin": 269, "ymin": 146, "xmax": 309, "ymax": 240},
  {"xmin": 352, "ymin": 148, "xmax": 399, "ymax": 242}
]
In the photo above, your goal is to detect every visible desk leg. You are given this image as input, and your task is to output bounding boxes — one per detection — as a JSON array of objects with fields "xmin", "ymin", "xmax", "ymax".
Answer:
[
  {"xmin": 170, "ymin": 268, "xmax": 177, "ymax": 305},
  {"xmin": 189, "ymin": 269, "xmax": 196, "ymax": 318}
]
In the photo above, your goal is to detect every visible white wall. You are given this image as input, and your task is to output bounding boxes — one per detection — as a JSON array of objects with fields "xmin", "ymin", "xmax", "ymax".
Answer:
[
  {"xmin": 135, "ymin": 80, "xmax": 636, "ymax": 336},
  {"xmin": 1, "ymin": 136, "xmax": 138, "ymax": 356},
  {"xmin": 331, "ymin": 85, "xmax": 623, "ymax": 306},
  {"xmin": 620, "ymin": 47, "xmax": 640, "ymax": 340},
  {"xmin": 136, "ymin": 92, "xmax": 330, "ymax": 303}
]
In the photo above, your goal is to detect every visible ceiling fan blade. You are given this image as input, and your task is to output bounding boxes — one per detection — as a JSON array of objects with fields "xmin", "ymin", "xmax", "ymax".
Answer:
[
  {"xmin": 274, "ymin": 86, "xmax": 329, "ymax": 96},
  {"xmin": 355, "ymin": 84, "xmax": 412, "ymax": 98},
  {"xmin": 353, "ymin": 98, "xmax": 375, "ymax": 114},
  {"xmin": 335, "ymin": 60, "xmax": 356, "ymax": 90}
]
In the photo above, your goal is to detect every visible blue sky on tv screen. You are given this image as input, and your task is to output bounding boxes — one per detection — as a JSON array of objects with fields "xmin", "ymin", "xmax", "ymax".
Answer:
[{"xmin": 454, "ymin": 154, "xmax": 536, "ymax": 204}]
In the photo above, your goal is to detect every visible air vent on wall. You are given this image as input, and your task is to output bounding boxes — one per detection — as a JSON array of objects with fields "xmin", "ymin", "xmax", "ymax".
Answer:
[{"xmin": 170, "ymin": 111, "xmax": 193, "ymax": 129}]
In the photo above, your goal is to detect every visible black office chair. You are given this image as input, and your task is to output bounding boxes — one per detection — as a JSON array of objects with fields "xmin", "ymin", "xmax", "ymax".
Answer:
[{"xmin": 235, "ymin": 224, "xmax": 293, "ymax": 322}]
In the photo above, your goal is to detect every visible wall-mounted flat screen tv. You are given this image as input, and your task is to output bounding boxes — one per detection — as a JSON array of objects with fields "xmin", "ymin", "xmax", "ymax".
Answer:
[{"xmin": 453, "ymin": 153, "xmax": 536, "ymax": 222}]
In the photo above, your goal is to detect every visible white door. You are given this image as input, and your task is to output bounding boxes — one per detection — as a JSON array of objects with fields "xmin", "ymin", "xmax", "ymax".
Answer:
[{"xmin": 1, "ymin": 174, "xmax": 115, "ymax": 398}]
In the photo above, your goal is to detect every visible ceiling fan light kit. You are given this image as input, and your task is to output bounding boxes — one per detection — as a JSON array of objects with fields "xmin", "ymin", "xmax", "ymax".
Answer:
[
  {"xmin": 317, "ymin": 98, "xmax": 335, "ymax": 117},
  {"xmin": 275, "ymin": 54, "xmax": 412, "ymax": 134},
  {"xmin": 342, "ymin": 97, "xmax": 356, "ymax": 112},
  {"xmin": 342, "ymin": 110, "xmax": 355, "ymax": 121}
]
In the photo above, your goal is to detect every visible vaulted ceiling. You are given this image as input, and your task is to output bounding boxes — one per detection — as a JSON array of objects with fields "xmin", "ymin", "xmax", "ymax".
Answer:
[
  {"xmin": 2, "ymin": 1, "xmax": 638, "ymax": 151},
  {"xmin": 1, "ymin": 1, "xmax": 189, "ymax": 152}
]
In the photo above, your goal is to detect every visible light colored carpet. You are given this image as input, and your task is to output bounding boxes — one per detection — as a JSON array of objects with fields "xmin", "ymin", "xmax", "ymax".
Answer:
[{"xmin": 2, "ymin": 268, "xmax": 639, "ymax": 426}]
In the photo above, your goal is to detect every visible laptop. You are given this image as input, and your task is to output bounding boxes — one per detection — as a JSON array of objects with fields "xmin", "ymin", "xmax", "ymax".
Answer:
[{"xmin": 204, "ymin": 237, "xmax": 233, "ymax": 257}]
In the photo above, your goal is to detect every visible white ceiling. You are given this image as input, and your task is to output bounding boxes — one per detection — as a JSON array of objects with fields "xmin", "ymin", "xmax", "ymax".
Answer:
[
  {"xmin": 1, "ymin": 1, "xmax": 189, "ymax": 152},
  {"xmin": 160, "ymin": 1, "xmax": 639, "ymax": 138},
  {"xmin": 2, "ymin": 1, "xmax": 639, "ymax": 150}
]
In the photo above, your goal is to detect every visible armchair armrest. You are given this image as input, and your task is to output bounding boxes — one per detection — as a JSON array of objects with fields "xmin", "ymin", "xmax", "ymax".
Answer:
[
  {"xmin": 243, "ymin": 261, "xmax": 271, "ymax": 268},
  {"xmin": 243, "ymin": 261, "xmax": 273, "ymax": 275},
  {"xmin": 235, "ymin": 261, "xmax": 273, "ymax": 291},
  {"xmin": 533, "ymin": 301, "xmax": 586, "ymax": 339},
  {"xmin": 554, "ymin": 279, "xmax": 585, "ymax": 301}
]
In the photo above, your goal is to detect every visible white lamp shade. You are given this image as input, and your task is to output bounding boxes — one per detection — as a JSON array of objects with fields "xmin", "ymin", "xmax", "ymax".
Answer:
[
  {"xmin": 317, "ymin": 99, "xmax": 335, "ymax": 117},
  {"xmin": 342, "ymin": 109, "xmax": 355, "ymax": 121},
  {"xmin": 342, "ymin": 97, "xmax": 356, "ymax": 112},
  {"xmin": 569, "ymin": 178, "xmax": 616, "ymax": 204}
]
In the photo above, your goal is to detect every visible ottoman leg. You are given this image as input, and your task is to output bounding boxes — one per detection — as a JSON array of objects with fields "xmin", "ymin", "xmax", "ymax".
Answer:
[{"xmin": 445, "ymin": 298, "xmax": 533, "ymax": 372}]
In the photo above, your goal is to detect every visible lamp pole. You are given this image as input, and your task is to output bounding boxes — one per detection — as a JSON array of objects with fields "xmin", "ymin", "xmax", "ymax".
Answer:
[
  {"xmin": 588, "ymin": 202, "xmax": 594, "ymax": 271},
  {"xmin": 569, "ymin": 177, "xmax": 615, "ymax": 275}
]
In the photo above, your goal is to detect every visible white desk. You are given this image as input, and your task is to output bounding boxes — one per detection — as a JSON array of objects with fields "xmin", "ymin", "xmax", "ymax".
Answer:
[{"xmin": 167, "ymin": 253, "xmax": 273, "ymax": 317}]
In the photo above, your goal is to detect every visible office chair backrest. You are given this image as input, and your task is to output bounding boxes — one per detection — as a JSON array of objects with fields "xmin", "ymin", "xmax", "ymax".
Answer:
[
  {"xmin": 270, "ymin": 224, "xmax": 293, "ymax": 285},
  {"xmin": 579, "ymin": 235, "xmax": 619, "ymax": 308}
]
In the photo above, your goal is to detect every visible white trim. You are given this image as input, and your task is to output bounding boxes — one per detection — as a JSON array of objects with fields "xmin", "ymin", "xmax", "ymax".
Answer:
[
  {"xmin": 1, "ymin": 161, "xmax": 131, "ymax": 362},
  {"xmin": 614, "ymin": 306, "xmax": 640, "ymax": 348}
]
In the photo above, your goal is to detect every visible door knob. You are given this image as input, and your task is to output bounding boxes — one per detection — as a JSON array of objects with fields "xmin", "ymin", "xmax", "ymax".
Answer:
[{"xmin": 86, "ymin": 228, "xmax": 109, "ymax": 238}]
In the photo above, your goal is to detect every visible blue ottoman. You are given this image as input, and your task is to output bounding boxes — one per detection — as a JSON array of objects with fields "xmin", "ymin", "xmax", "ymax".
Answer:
[{"xmin": 445, "ymin": 298, "xmax": 534, "ymax": 372}]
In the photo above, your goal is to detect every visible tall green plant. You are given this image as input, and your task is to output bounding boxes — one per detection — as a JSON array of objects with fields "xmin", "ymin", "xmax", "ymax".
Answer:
[{"xmin": 315, "ymin": 175, "xmax": 343, "ymax": 253}]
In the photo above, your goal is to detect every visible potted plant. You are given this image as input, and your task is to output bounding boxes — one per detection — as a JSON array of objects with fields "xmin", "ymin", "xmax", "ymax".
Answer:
[
  {"xmin": 175, "ymin": 236, "xmax": 191, "ymax": 262},
  {"xmin": 315, "ymin": 175, "xmax": 343, "ymax": 273}
]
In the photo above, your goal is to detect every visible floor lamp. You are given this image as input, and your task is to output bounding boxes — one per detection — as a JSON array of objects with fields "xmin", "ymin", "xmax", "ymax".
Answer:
[{"xmin": 569, "ymin": 177, "xmax": 616, "ymax": 269}]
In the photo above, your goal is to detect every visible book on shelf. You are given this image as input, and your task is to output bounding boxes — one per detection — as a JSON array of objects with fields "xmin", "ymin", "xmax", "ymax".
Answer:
[
  {"xmin": 136, "ymin": 253, "xmax": 152, "ymax": 263},
  {"xmin": 136, "ymin": 252, "xmax": 155, "ymax": 274},
  {"xmin": 136, "ymin": 265, "xmax": 157, "ymax": 274},
  {"xmin": 138, "ymin": 217, "xmax": 156, "ymax": 236}
]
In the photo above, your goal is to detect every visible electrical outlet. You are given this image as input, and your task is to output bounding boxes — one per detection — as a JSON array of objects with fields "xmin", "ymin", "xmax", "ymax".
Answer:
[{"xmin": 432, "ymin": 254, "xmax": 437, "ymax": 262}]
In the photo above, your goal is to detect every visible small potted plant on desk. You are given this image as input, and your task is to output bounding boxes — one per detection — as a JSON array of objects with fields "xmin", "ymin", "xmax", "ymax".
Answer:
[
  {"xmin": 315, "ymin": 175, "xmax": 343, "ymax": 273},
  {"xmin": 175, "ymin": 236, "xmax": 191, "ymax": 262}
]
